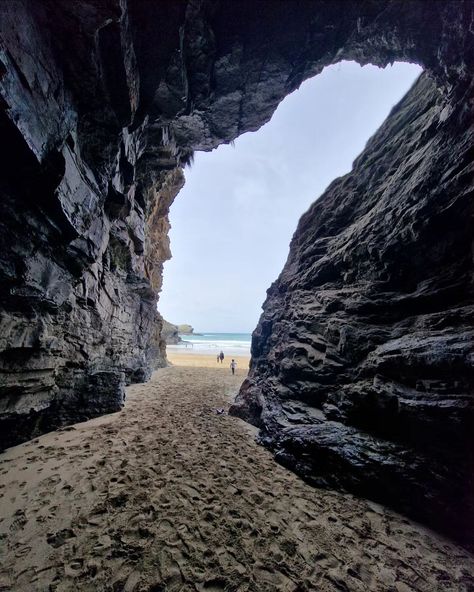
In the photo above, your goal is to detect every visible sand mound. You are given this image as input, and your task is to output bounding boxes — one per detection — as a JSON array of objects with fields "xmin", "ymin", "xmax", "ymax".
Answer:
[{"xmin": 0, "ymin": 365, "xmax": 473, "ymax": 591}]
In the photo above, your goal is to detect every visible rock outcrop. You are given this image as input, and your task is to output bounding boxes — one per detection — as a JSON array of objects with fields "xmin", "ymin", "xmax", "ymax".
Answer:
[
  {"xmin": 0, "ymin": 0, "xmax": 473, "ymax": 545},
  {"xmin": 162, "ymin": 320, "xmax": 181, "ymax": 345},
  {"xmin": 178, "ymin": 325, "xmax": 194, "ymax": 335}
]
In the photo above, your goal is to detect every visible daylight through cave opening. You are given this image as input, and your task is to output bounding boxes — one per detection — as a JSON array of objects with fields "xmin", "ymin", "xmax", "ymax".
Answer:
[{"xmin": 158, "ymin": 60, "xmax": 423, "ymax": 336}]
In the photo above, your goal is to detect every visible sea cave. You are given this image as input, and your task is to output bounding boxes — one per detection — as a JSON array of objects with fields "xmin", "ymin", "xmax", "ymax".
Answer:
[{"xmin": 0, "ymin": 1, "xmax": 473, "ymax": 588}]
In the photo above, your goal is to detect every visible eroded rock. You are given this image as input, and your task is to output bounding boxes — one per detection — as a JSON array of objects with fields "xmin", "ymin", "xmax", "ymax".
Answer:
[{"xmin": 231, "ymin": 72, "xmax": 474, "ymax": 546}]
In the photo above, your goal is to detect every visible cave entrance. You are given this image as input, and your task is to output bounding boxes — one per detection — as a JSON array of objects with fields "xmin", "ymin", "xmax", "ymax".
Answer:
[{"xmin": 159, "ymin": 60, "xmax": 422, "ymax": 357}]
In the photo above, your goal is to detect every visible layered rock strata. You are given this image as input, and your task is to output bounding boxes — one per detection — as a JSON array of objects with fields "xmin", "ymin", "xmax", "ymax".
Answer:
[
  {"xmin": 0, "ymin": 0, "xmax": 473, "ymax": 543},
  {"xmin": 231, "ymin": 70, "xmax": 474, "ymax": 545}
]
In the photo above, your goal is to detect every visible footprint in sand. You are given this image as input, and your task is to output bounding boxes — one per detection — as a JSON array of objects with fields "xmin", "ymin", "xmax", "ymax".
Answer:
[
  {"xmin": 117, "ymin": 472, "xmax": 132, "ymax": 485},
  {"xmin": 160, "ymin": 557, "xmax": 184, "ymax": 591},
  {"xmin": 10, "ymin": 509, "xmax": 28, "ymax": 532},
  {"xmin": 64, "ymin": 559, "xmax": 84, "ymax": 577},
  {"xmin": 250, "ymin": 492, "xmax": 264, "ymax": 505},
  {"xmin": 35, "ymin": 514, "xmax": 48, "ymax": 523},
  {"xmin": 108, "ymin": 492, "xmax": 129, "ymax": 508},
  {"xmin": 42, "ymin": 474, "xmax": 61, "ymax": 488},
  {"xmin": 312, "ymin": 551, "xmax": 341, "ymax": 572},
  {"xmin": 156, "ymin": 519, "xmax": 178, "ymax": 542},
  {"xmin": 46, "ymin": 528, "xmax": 76, "ymax": 548},
  {"xmin": 14, "ymin": 544, "xmax": 31, "ymax": 558},
  {"xmin": 196, "ymin": 578, "xmax": 228, "ymax": 591},
  {"xmin": 253, "ymin": 564, "xmax": 297, "ymax": 591},
  {"xmin": 92, "ymin": 534, "xmax": 112, "ymax": 554}
]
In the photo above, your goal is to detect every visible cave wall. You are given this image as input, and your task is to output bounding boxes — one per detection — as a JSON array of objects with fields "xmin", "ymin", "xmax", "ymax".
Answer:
[
  {"xmin": 0, "ymin": 0, "xmax": 185, "ymax": 447},
  {"xmin": 231, "ymin": 70, "xmax": 474, "ymax": 545},
  {"xmin": 0, "ymin": 0, "xmax": 473, "ymax": 542}
]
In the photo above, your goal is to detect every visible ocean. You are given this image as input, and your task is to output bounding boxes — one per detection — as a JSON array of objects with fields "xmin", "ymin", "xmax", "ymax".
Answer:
[{"xmin": 167, "ymin": 332, "xmax": 252, "ymax": 356}]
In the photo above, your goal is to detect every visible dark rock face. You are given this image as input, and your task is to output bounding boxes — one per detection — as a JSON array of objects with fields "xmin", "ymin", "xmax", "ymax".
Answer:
[
  {"xmin": 0, "ymin": 0, "xmax": 473, "ymax": 544},
  {"xmin": 231, "ymin": 67, "xmax": 474, "ymax": 545},
  {"xmin": 0, "ymin": 0, "xmax": 185, "ymax": 447}
]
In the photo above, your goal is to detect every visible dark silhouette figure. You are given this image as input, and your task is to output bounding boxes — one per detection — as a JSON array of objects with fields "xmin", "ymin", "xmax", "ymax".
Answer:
[{"xmin": 219, "ymin": 351, "xmax": 224, "ymax": 363}]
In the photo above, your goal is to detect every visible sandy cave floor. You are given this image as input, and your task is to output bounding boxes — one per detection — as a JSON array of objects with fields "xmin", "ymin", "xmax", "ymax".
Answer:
[{"xmin": 0, "ymin": 360, "xmax": 473, "ymax": 592}]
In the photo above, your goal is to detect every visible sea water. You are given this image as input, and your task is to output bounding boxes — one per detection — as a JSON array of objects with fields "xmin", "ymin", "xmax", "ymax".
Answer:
[{"xmin": 167, "ymin": 332, "xmax": 252, "ymax": 356}]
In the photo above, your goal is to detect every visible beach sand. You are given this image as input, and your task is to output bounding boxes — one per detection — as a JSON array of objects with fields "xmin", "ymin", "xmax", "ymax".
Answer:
[
  {"xmin": 167, "ymin": 350, "xmax": 250, "ymax": 369},
  {"xmin": 0, "ymin": 358, "xmax": 473, "ymax": 591}
]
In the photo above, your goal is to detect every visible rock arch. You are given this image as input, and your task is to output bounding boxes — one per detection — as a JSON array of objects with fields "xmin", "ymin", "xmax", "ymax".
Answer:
[{"xmin": 0, "ymin": 0, "xmax": 472, "ymax": 543}]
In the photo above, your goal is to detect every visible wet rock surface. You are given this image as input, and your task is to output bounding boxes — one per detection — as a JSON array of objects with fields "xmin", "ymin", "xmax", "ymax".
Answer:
[
  {"xmin": 0, "ymin": 0, "xmax": 473, "ymax": 545},
  {"xmin": 231, "ymin": 71, "xmax": 474, "ymax": 545}
]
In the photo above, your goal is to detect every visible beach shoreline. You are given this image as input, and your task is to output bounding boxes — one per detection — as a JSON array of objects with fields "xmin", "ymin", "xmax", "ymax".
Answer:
[
  {"xmin": 167, "ymin": 332, "xmax": 252, "ymax": 360},
  {"xmin": 167, "ymin": 348, "xmax": 251, "ymax": 369}
]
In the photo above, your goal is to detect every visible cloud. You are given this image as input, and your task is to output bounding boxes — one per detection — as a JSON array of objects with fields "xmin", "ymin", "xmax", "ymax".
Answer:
[{"xmin": 159, "ymin": 61, "xmax": 422, "ymax": 333}]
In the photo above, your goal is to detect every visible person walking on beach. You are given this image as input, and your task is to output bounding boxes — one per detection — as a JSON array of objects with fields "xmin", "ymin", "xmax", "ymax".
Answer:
[
  {"xmin": 219, "ymin": 351, "xmax": 224, "ymax": 363},
  {"xmin": 230, "ymin": 359, "xmax": 237, "ymax": 375},
  {"xmin": 217, "ymin": 354, "xmax": 220, "ymax": 364}
]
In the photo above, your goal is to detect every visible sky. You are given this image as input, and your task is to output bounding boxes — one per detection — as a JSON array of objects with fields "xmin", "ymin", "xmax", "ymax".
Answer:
[{"xmin": 159, "ymin": 60, "xmax": 422, "ymax": 333}]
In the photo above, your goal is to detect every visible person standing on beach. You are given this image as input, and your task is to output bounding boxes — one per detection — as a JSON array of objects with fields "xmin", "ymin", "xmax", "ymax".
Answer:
[
  {"xmin": 230, "ymin": 359, "xmax": 237, "ymax": 375},
  {"xmin": 219, "ymin": 351, "xmax": 224, "ymax": 363}
]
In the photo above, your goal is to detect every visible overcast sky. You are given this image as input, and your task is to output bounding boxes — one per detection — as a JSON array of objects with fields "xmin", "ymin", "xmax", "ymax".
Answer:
[{"xmin": 159, "ymin": 60, "xmax": 422, "ymax": 333}]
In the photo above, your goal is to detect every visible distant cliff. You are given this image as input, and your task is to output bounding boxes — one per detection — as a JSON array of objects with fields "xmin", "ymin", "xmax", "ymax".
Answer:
[{"xmin": 177, "ymin": 325, "xmax": 194, "ymax": 335}]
